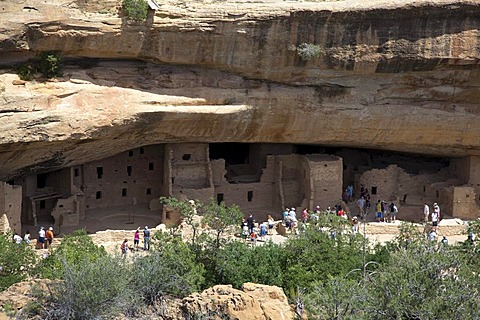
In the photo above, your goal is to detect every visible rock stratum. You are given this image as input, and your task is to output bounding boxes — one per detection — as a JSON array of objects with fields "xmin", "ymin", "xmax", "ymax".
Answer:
[{"xmin": 0, "ymin": 0, "xmax": 480, "ymax": 179}]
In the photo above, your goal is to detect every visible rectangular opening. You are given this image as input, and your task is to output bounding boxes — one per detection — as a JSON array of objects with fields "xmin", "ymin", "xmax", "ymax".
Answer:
[
  {"xmin": 122, "ymin": 188, "xmax": 127, "ymax": 197},
  {"xmin": 128, "ymin": 151, "xmax": 133, "ymax": 157},
  {"xmin": 371, "ymin": 186, "xmax": 377, "ymax": 195},
  {"xmin": 149, "ymin": 162, "xmax": 154, "ymax": 171},
  {"xmin": 217, "ymin": 193, "xmax": 224, "ymax": 205},
  {"xmin": 146, "ymin": 188, "xmax": 152, "ymax": 195},
  {"xmin": 182, "ymin": 154, "xmax": 191, "ymax": 161},
  {"xmin": 96, "ymin": 167, "xmax": 103, "ymax": 179},
  {"xmin": 127, "ymin": 166, "xmax": 132, "ymax": 176},
  {"xmin": 37, "ymin": 173, "xmax": 47, "ymax": 188},
  {"xmin": 247, "ymin": 190, "xmax": 253, "ymax": 202},
  {"xmin": 74, "ymin": 168, "xmax": 80, "ymax": 177},
  {"xmin": 140, "ymin": 147, "xmax": 144, "ymax": 154},
  {"xmin": 39, "ymin": 200, "xmax": 46, "ymax": 209},
  {"xmin": 96, "ymin": 191, "xmax": 102, "ymax": 199}
]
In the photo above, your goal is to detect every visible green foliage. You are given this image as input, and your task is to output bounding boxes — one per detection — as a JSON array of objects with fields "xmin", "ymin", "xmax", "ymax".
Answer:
[
  {"xmin": 363, "ymin": 242, "xmax": 480, "ymax": 319},
  {"xmin": 0, "ymin": 233, "xmax": 37, "ymax": 291},
  {"xmin": 390, "ymin": 221, "xmax": 424, "ymax": 249},
  {"xmin": 304, "ymin": 276, "xmax": 364, "ymax": 320},
  {"xmin": 305, "ymin": 241, "xmax": 480, "ymax": 320},
  {"xmin": 200, "ymin": 198, "xmax": 243, "ymax": 248},
  {"xmin": 296, "ymin": 43, "xmax": 322, "ymax": 61},
  {"xmin": 283, "ymin": 223, "xmax": 365, "ymax": 292},
  {"xmin": 39, "ymin": 52, "xmax": 63, "ymax": 79},
  {"xmin": 46, "ymin": 255, "xmax": 132, "ymax": 320},
  {"xmin": 16, "ymin": 63, "xmax": 36, "ymax": 81},
  {"xmin": 35, "ymin": 229, "xmax": 107, "ymax": 279},
  {"xmin": 214, "ymin": 241, "xmax": 286, "ymax": 289},
  {"xmin": 122, "ymin": 0, "xmax": 148, "ymax": 21},
  {"xmin": 131, "ymin": 237, "xmax": 205, "ymax": 304}
]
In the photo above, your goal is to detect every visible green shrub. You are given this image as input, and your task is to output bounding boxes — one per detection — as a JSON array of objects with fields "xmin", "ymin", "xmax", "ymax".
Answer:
[
  {"xmin": 39, "ymin": 52, "xmax": 63, "ymax": 78},
  {"xmin": 46, "ymin": 255, "xmax": 132, "ymax": 320},
  {"xmin": 296, "ymin": 43, "xmax": 322, "ymax": 61},
  {"xmin": 0, "ymin": 233, "xmax": 37, "ymax": 291},
  {"xmin": 17, "ymin": 63, "xmax": 36, "ymax": 81},
  {"xmin": 35, "ymin": 229, "xmax": 107, "ymax": 279},
  {"xmin": 122, "ymin": 0, "xmax": 148, "ymax": 21},
  {"xmin": 131, "ymin": 237, "xmax": 205, "ymax": 304},
  {"xmin": 214, "ymin": 241, "xmax": 286, "ymax": 289}
]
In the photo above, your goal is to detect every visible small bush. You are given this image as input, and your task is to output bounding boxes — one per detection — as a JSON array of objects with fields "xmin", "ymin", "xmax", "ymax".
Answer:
[
  {"xmin": 122, "ymin": 0, "xmax": 148, "ymax": 21},
  {"xmin": 46, "ymin": 256, "xmax": 132, "ymax": 320},
  {"xmin": 296, "ymin": 43, "xmax": 322, "ymax": 61},
  {"xmin": 39, "ymin": 52, "xmax": 63, "ymax": 78},
  {"xmin": 131, "ymin": 238, "xmax": 205, "ymax": 304},
  {"xmin": 0, "ymin": 234, "xmax": 37, "ymax": 291},
  {"xmin": 17, "ymin": 63, "xmax": 36, "ymax": 81}
]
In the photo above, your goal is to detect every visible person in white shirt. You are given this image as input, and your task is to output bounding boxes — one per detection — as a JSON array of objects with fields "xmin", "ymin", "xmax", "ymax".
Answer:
[
  {"xmin": 13, "ymin": 233, "xmax": 22, "ymax": 244},
  {"xmin": 423, "ymin": 203, "xmax": 430, "ymax": 224}
]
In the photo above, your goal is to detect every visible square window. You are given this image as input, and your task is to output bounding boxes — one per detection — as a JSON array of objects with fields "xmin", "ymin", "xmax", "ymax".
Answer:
[
  {"xmin": 371, "ymin": 187, "xmax": 377, "ymax": 195},
  {"xmin": 140, "ymin": 148, "xmax": 144, "ymax": 154},
  {"xmin": 96, "ymin": 191, "xmax": 102, "ymax": 199},
  {"xmin": 122, "ymin": 188, "xmax": 127, "ymax": 197},
  {"xmin": 74, "ymin": 168, "xmax": 80, "ymax": 177},
  {"xmin": 127, "ymin": 166, "xmax": 132, "ymax": 176},
  {"xmin": 149, "ymin": 163, "xmax": 154, "ymax": 170},
  {"xmin": 128, "ymin": 151, "xmax": 133, "ymax": 157},
  {"xmin": 146, "ymin": 188, "xmax": 152, "ymax": 195}
]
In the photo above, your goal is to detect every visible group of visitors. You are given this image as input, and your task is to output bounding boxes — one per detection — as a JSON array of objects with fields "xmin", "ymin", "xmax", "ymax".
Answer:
[
  {"xmin": 241, "ymin": 214, "xmax": 275, "ymax": 242},
  {"xmin": 374, "ymin": 200, "xmax": 398, "ymax": 223},
  {"xmin": 121, "ymin": 226, "xmax": 151, "ymax": 256},
  {"xmin": 13, "ymin": 227, "xmax": 54, "ymax": 249}
]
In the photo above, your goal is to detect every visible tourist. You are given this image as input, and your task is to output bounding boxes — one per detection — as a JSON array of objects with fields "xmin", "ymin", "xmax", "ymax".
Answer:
[
  {"xmin": 241, "ymin": 218, "xmax": 249, "ymax": 240},
  {"xmin": 423, "ymin": 203, "xmax": 430, "ymax": 224},
  {"xmin": 382, "ymin": 201, "xmax": 389, "ymax": 223},
  {"xmin": 441, "ymin": 236, "xmax": 448, "ymax": 246},
  {"xmin": 260, "ymin": 223, "xmax": 267, "ymax": 240},
  {"xmin": 246, "ymin": 214, "xmax": 255, "ymax": 235},
  {"xmin": 376, "ymin": 200, "xmax": 382, "ymax": 222},
  {"xmin": 314, "ymin": 205, "xmax": 321, "ymax": 215},
  {"xmin": 390, "ymin": 202, "xmax": 398, "ymax": 223},
  {"xmin": 13, "ymin": 233, "xmax": 22, "ymax": 244},
  {"xmin": 282, "ymin": 208, "xmax": 289, "ymax": 225},
  {"xmin": 351, "ymin": 216, "xmax": 359, "ymax": 234},
  {"xmin": 134, "ymin": 228, "xmax": 140, "ymax": 251},
  {"xmin": 301, "ymin": 208, "xmax": 309, "ymax": 223},
  {"xmin": 429, "ymin": 229, "xmax": 437, "ymax": 242},
  {"xmin": 431, "ymin": 206, "xmax": 439, "ymax": 231},
  {"xmin": 38, "ymin": 226, "xmax": 46, "ymax": 249},
  {"xmin": 290, "ymin": 215, "xmax": 298, "ymax": 234},
  {"xmin": 357, "ymin": 197, "xmax": 365, "ymax": 217},
  {"xmin": 347, "ymin": 184, "xmax": 354, "ymax": 201},
  {"xmin": 267, "ymin": 215, "xmax": 275, "ymax": 235},
  {"xmin": 433, "ymin": 203, "xmax": 441, "ymax": 221},
  {"xmin": 46, "ymin": 227, "xmax": 54, "ymax": 249},
  {"xmin": 143, "ymin": 226, "xmax": 151, "ymax": 251},
  {"xmin": 23, "ymin": 230, "xmax": 31, "ymax": 244},
  {"xmin": 121, "ymin": 239, "xmax": 129, "ymax": 257}
]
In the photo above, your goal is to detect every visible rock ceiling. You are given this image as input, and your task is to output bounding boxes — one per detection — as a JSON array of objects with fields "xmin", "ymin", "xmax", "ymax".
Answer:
[{"xmin": 0, "ymin": 0, "xmax": 479, "ymax": 180}]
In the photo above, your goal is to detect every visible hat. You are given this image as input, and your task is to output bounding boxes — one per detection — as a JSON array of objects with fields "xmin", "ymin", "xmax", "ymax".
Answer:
[
  {"xmin": 145, "ymin": 226, "xmax": 148, "ymax": 229},
  {"xmin": 48, "ymin": 227, "xmax": 53, "ymax": 231},
  {"xmin": 353, "ymin": 216, "xmax": 358, "ymax": 220},
  {"xmin": 433, "ymin": 203, "xmax": 438, "ymax": 206},
  {"xmin": 40, "ymin": 226, "xmax": 44, "ymax": 230},
  {"xmin": 291, "ymin": 207, "xmax": 296, "ymax": 211}
]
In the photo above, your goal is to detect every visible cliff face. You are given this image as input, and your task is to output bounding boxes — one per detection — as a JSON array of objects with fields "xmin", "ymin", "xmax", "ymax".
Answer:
[{"xmin": 0, "ymin": 0, "xmax": 479, "ymax": 178}]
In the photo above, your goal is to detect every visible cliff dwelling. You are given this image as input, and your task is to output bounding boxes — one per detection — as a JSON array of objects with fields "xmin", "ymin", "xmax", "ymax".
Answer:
[
  {"xmin": 1, "ymin": 141, "xmax": 479, "ymax": 235},
  {"xmin": 0, "ymin": 0, "xmax": 480, "ymax": 235}
]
